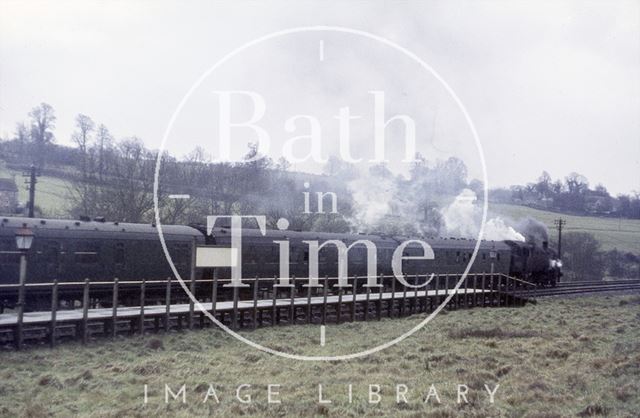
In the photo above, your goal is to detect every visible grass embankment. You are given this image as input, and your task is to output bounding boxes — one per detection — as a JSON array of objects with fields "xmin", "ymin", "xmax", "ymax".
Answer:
[
  {"xmin": 0, "ymin": 162, "xmax": 71, "ymax": 216},
  {"xmin": 490, "ymin": 203, "xmax": 640, "ymax": 254},
  {"xmin": 0, "ymin": 295, "xmax": 638, "ymax": 417}
]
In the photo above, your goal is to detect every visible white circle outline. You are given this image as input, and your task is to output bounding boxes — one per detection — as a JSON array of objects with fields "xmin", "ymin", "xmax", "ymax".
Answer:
[{"xmin": 153, "ymin": 26, "xmax": 489, "ymax": 361}]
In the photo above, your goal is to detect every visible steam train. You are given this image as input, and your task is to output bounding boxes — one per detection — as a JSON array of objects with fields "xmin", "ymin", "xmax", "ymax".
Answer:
[{"xmin": 0, "ymin": 216, "xmax": 562, "ymax": 311}]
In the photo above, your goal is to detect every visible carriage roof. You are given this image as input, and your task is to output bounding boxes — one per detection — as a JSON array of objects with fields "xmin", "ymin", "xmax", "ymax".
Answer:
[{"xmin": 0, "ymin": 216, "xmax": 202, "ymax": 241}]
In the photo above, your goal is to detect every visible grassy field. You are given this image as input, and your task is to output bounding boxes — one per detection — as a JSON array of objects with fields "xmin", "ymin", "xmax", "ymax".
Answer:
[
  {"xmin": 1, "ymin": 159, "xmax": 638, "ymax": 254},
  {"xmin": 0, "ymin": 294, "xmax": 638, "ymax": 417},
  {"xmin": 489, "ymin": 203, "xmax": 640, "ymax": 254},
  {"xmin": 0, "ymin": 161, "xmax": 72, "ymax": 217}
]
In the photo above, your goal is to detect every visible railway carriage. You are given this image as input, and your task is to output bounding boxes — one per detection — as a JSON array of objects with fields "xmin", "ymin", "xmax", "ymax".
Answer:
[
  {"xmin": 207, "ymin": 226, "xmax": 513, "ymax": 279},
  {"xmin": 0, "ymin": 216, "xmax": 204, "ymax": 310},
  {"xmin": 0, "ymin": 216, "xmax": 561, "ymax": 311}
]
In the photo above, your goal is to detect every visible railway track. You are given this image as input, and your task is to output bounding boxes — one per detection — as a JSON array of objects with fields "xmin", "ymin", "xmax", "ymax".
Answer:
[{"xmin": 519, "ymin": 279, "xmax": 640, "ymax": 298}]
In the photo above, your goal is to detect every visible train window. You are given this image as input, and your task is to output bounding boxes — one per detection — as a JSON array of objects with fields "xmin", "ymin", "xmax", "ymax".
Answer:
[
  {"xmin": 115, "ymin": 243, "xmax": 125, "ymax": 264},
  {"xmin": 0, "ymin": 239, "xmax": 19, "ymax": 263},
  {"xmin": 497, "ymin": 253, "xmax": 501, "ymax": 261},
  {"xmin": 45, "ymin": 242, "xmax": 59, "ymax": 262},
  {"xmin": 265, "ymin": 245, "xmax": 278, "ymax": 263},
  {"xmin": 482, "ymin": 252, "xmax": 486, "ymax": 260},
  {"xmin": 320, "ymin": 246, "xmax": 338, "ymax": 264},
  {"xmin": 348, "ymin": 247, "xmax": 358, "ymax": 262},
  {"xmin": 75, "ymin": 242, "xmax": 99, "ymax": 264},
  {"xmin": 172, "ymin": 243, "xmax": 190, "ymax": 266},
  {"xmin": 246, "ymin": 245, "xmax": 257, "ymax": 263},
  {"xmin": 456, "ymin": 251, "xmax": 460, "ymax": 263}
]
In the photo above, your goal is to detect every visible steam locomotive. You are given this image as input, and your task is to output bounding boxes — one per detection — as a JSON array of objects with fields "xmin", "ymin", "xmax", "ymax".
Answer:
[{"xmin": 0, "ymin": 216, "xmax": 562, "ymax": 311}]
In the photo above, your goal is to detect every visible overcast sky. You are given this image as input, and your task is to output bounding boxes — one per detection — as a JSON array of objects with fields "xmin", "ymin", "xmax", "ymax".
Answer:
[{"xmin": 1, "ymin": 0, "xmax": 638, "ymax": 194}]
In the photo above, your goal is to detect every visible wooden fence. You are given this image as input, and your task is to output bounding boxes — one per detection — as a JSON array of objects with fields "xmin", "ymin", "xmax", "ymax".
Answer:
[{"xmin": 0, "ymin": 273, "xmax": 535, "ymax": 349}]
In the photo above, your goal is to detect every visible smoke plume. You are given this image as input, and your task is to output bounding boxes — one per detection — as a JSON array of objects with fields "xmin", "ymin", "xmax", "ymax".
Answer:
[
  {"xmin": 439, "ymin": 189, "xmax": 526, "ymax": 241},
  {"xmin": 515, "ymin": 217, "xmax": 549, "ymax": 245}
]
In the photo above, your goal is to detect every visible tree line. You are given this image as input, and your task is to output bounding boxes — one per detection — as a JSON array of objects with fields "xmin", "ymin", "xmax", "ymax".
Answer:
[
  {"xmin": 1, "ymin": 103, "xmax": 637, "ymax": 280},
  {"xmin": 0, "ymin": 103, "xmax": 356, "ymax": 230},
  {"xmin": 0, "ymin": 103, "xmax": 469, "ymax": 235},
  {"xmin": 561, "ymin": 232, "xmax": 639, "ymax": 280},
  {"xmin": 490, "ymin": 171, "xmax": 640, "ymax": 219}
]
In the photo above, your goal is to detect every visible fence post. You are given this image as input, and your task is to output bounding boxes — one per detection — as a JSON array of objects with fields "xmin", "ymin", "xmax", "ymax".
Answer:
[
  {"xmin": 272, "ymin": 276, "xmax": 278, "ymax": 326},
  {"xmin": 49, "ymin": 280, "xmax": 58, "ymax": 348},
  {"xmin": 15, "ymin": 253, "xmax": 28, "ymax": 350},
  {"xmin": 497, "ymin": 275, "xmax": 502, "ymax": 307},
  {"xmin": 322, "ymin": 276, "xmax": 328, "ymax": 325},
  {"xmin": 463, "ymin": 274, "xmax": 469, "ymax": 308},
  {"xmin": 306, "ymin": 277, "xmax": 313, "ymax": 324},
  {"xmin": 289, "ymin": 276, "xmax": 296, "ymax": 325},
  {"xmin": 510, "ymin": 277, "xmax": 515, "ymax": 307},
  {"xmin": 389, "ymin": 275, "xmax": 396, "ymax": 318},
  {"xmin": 232, "ymin": 285, "xmax": 239, "ymax": 330},
  {"xmin": 164, "ymin": 276, "xmax": 171, "ymax": 332},
  {"xmin": 337, "ymin": 286, "xmax": 343, "ymax": 323},
  {"xmin": 110, "ymin": 279, "xmax": 119, "ymax": 339},
  {"xmin": 424, "ymin": 274, "xmax": 430, "ymax": 311},
  {"xmin": 82, "ymin": 278, "xmax": 90, "ymax": 345},
  {"xmin": 377, "ymin": 274, "xmax": 383, "ymax": 320},
  {"xmin": 413, "ymin": 275, "xmax": 419, "ymax": 313},
  {"xmin": 364, "ymin": 279, "xmax": 371, "ymax": 321},
  {"xmin": 350, "ymin": 276, "xmax": 357, "ymax": 322},
  {"xmin": 401, "ymin": 275, "xmax": 408, "ymax": 316},
  {"xmin": 505, "ymin": 276, "xmax": 511, "ymax": 307},
  {"xmin": 434, "ymin": 274, "xmax": 440, "ymax": 310},
  {"xmin": 210, "ymin": 273, "xmax": 218, "ymax": 318},
  {"xmin": 252, "ymin": 276, "xmax": 259, "ymax": 329},
  {"xmin": 445, "ymin": 275, "xmax": 451, "ymax": 309},
  {"xmin": 139, "ymin": 279, "xmax": 146, "ymax": 335}
]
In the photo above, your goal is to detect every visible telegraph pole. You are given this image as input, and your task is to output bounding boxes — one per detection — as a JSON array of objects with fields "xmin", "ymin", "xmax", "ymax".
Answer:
[
  {"xmin": 23, "ymin": 165, "xmax": 37, "ymax": 218},
  {"xmin": 554, "ymin": 218, "xmax": 566, "ymax": 259}
]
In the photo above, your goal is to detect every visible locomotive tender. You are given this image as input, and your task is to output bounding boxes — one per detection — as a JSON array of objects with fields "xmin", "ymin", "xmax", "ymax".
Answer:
[{"xmin": 0, "ymin": 216, "xmax": 561, "ymax": 311}]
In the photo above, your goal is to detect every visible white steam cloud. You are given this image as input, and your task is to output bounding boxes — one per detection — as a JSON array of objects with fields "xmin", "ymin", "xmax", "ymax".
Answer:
[
  {"xmin": 440, "ymin": 189, "xmax": 525, "ymax": 241},
  {"xmin": 349, "ymin": 175, "xmax": 396, "ymax": 227}
]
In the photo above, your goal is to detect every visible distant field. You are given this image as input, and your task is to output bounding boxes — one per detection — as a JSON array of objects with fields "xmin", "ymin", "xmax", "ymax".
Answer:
[
  {"xmin": 489, "ymin": 203, "xmax": 640, "ymax": 254},
  {"xmin": 0, "ymin": 162, "xmax": 72, "ymax": 217},
  {"xmin": 0, "ymin": 295, "xmax": 638, "ymax": 417},
  {"xmin": 1, "ymin": 159, "xmax": 638, "ymax": 254}
]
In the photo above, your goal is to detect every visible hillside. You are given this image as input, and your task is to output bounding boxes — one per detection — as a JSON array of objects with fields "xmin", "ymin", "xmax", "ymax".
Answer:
[
  {"xmin": 2, "ymin": 160, "xmax": 639, "ymax": 254},
  {"xmin": 489, "ymin": 203, "xmax": 640, "ymax": 254},
  {"xmin": 0, "ymin": 162, "xmax": 71, "ymax": 216}
]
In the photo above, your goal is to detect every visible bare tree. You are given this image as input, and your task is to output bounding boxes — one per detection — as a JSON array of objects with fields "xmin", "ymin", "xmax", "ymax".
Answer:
[
  {"xmin": 107, "ymin": 138, "xmax": 157, "ymax": 222},
  {"xmin": 95, "ymin": 124, "xmax": 113, "ymax": 181},
  {"xmin": 565, "ymin": 172, "xmax": 589, "ymax": 195},
  {"xmin": 13, "ymin": 122, "xmax": 30, "ymax": 157},
  {"xmin": 71, "ymin": 114, "xmax": 95, "ymax": 179},
  {"xmin": 536, "ymin": 171, "xmax": 552, "ymax": 198},
  {"xmin": 28, "ymin": 103, "xmax": 56, "ymax": 168}
]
